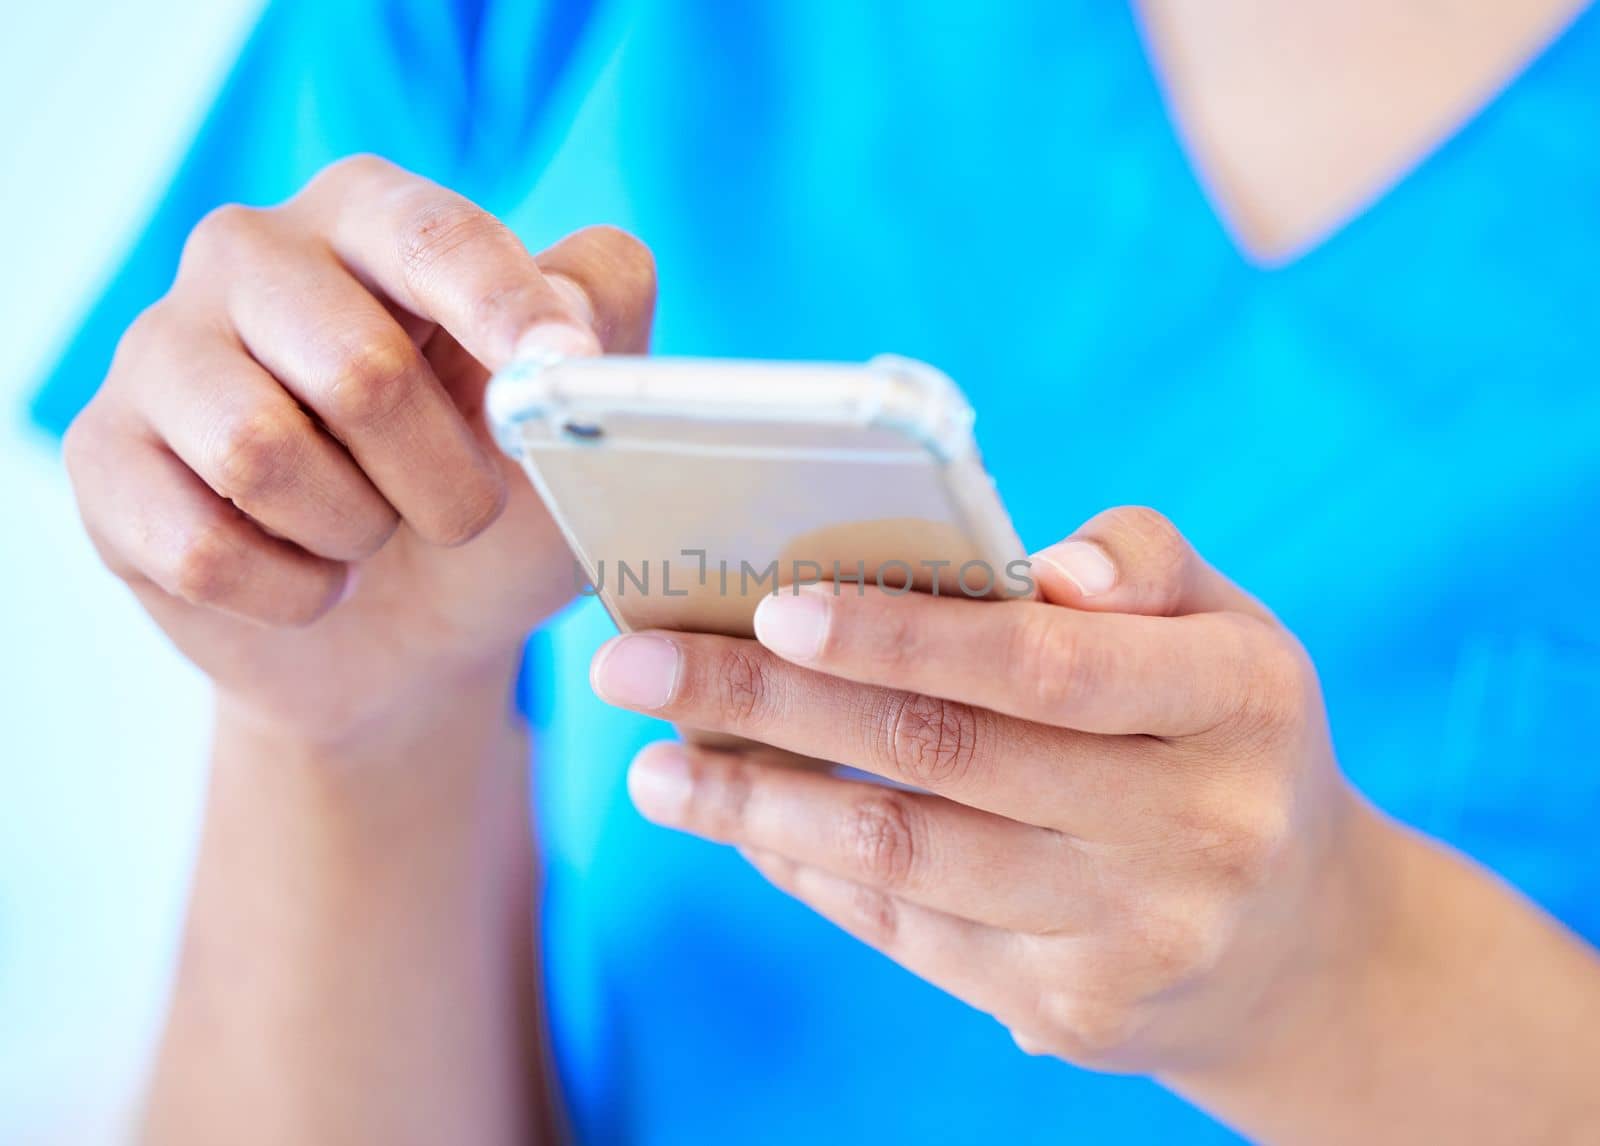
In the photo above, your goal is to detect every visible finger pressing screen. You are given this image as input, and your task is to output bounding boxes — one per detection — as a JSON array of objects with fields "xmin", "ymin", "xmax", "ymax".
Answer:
[{"xmin": 302, "ymin": 155, "xmax": 599, "ymax": 370}]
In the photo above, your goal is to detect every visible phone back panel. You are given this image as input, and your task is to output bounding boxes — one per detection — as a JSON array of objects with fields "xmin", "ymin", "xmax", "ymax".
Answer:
[{"xmin": 490, "ymin": 356, "xmax": 1028, "ymax": 639}]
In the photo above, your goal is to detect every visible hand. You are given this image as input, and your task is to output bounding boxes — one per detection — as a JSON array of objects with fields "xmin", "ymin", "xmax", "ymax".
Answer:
[
  {"xmin": 590, "ymin": 506, "xmax": 1380, "ymax": 1072},
  {"xmin": 65, "ymin": 155, "xmax": 656, "ymax": 746}
]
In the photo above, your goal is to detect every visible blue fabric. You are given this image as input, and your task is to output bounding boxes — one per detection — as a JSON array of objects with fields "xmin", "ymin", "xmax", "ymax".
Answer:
[{"xmin": 35, "ymin": 3, "xmax": 1600, "ymax": 1142}]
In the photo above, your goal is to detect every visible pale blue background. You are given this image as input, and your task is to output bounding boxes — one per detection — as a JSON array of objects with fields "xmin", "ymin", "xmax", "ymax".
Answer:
[{"xmin": 0, "ymin": 3, "xmax": 262, "ymax": 1141}]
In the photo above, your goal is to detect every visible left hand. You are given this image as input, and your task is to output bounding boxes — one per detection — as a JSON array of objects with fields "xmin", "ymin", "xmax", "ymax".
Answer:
[{"xmin": 590, "ymin": 506, "xmax": 1385, "ymax": 1073}]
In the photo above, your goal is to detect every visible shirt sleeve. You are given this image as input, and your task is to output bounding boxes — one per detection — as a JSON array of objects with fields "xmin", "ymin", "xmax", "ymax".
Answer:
[{"xmin": 30, "ymin": 0, "xmax": 602, "ymax": 437}]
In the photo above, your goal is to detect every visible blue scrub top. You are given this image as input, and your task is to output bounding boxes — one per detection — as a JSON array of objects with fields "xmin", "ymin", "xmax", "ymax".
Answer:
[{"xmin": 35, "ymin": 3, "xmax": 1600, "ymax": 1141}]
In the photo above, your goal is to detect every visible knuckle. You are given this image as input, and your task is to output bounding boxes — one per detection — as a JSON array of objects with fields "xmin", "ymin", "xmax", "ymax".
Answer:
[
  {"xmin": 716, "ymin": 646, "xmax": 775, "ymax": 727},
  {"xmin": 321, "ymin": 338, "xmax": 420, "ymax": 428},
  {"xmin": 294, "ymin": 154, "xmax": 395, "ymax": 214},
  {"xmin": 429, "ymin": 475, "xmax": 506, "ymax": 547},
  {"xmin": 1178, "ymin": 787, "xmax": 1294, "ymax": 894},
  {"xmin": 168, "ymin": 520, "xmax": 248, "ymax": 606},
  {"xmin": 1132, "ymin": 909, "xmax": 1225, "ymax": 985},
  {"xmin": 1064, "ymin": 1007, "xmax": 1143, "ymax": 1066},
  {"xmin": 397, "ymin": 197, "xmax": 505, "ymax": 286},
  {"xmin": 118, "ymin": 302, "xmax": 165, "ymax": 349},
  {"xmin": 209, "ymin": 408, "xmax": 303, "ymax": 502},
  {"xmin": 1038, "ymin": 990, "xmax": 1143, "ymax": 1067},
  {"xmin": 183, "ymin": 202, "xmax": 267, "ymax": 267},
  {"xmin": 881, "ymin": 691, "xmax": 981, "ymax": 789},
  {"xmin": 1009, "ymin": 1028, "xmax": 1054, "ymax": 1058},
  {"xmin": 316, "ymin": 152, "xmax": 392, "ymax": 191},
  {"xmin": 1011, "ymin": 613, "xmax": 1098, "ymax": 718},
  {"xmin": 843, "ymin": 882, "xmax": 900, "ymax": 947},
  {"xmin": 1226, "ymin": 621, "xmax": 1318, "ymax": 742},
  {"xmin": 863, "ymin": 602, "xmax": 922, "ymax": 673},
  {"xmin": 681, "ymin": 756, "xmax": 753, "ymax": 837},
  {"xmin": 109, "ymin": 302, "xmax": 176, "ymax": 376},
  {"xmin": 843, "ymin": 795, "xmax": 919, "ymax": 889},
  {"xmin": 1218, "ymin": 800, "xmax": 1293, "ymax": 893}
]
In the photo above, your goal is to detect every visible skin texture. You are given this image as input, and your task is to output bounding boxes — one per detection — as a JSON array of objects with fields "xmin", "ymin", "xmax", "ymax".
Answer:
[
  {"xmin": 62, "ymin": 3, "xmax": 1600, "ymax": 1137},
  {"xmin": 1135, "ymin": 0, "xmax": 1591, "ymax": 262},
  {"xmin": 67, "ymin": 155, "xmax": 658, "ymax": 745},
  {"xmin": 65, "ymin": 155, "xmax": 657, "ymax": 1144},
  {"xmin": 592, "ymin": 509, "xmax": 1600, "ymax": 1142}
]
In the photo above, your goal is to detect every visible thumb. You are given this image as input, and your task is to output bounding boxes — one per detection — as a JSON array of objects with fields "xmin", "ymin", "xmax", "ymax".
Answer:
[{"xmin": 1030, "ymin": 506, "xmax": 1273, "ymax": 621}]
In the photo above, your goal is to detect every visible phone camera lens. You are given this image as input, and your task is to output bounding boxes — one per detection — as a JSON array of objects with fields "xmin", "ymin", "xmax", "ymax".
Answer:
[{"xmin": 561, "ymin": 420, "xmax": 605, "ymax": 442}]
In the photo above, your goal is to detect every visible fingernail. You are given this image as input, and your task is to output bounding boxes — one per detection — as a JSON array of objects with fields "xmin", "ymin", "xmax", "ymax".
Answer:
[
  {"xmin": 754, "ymin": 587, "xmax": 830, "ymax": 661},
  {"xmin": 1035, "ymin": 540, "xmax": 1117, "ymax": 597},
  {"xmin": 629, "ymin": 743, "xmax": 692, "ymax": 823},
  {"xmin": 512, "ymin": 321, "xmax": 600, "ymax": 364},
  {"xmin": 591, "ymin": 634, "xmax": 680, "ymax": 709}
]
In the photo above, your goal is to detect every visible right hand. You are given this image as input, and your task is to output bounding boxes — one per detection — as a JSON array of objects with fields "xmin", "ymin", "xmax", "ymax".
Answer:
[{"xmin": 64, "ymin": 155, "xmax": 657, "ymax": 747}]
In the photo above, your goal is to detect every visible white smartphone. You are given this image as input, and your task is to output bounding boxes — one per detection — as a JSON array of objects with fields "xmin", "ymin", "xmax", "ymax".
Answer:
[{"xmin": 486, "ymin": 354, "xmax": 1031, "ymax": 641}]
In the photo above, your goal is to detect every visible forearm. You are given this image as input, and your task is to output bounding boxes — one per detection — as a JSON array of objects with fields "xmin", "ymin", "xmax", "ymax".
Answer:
[
  {"xmin": 1167, "ymin": 809, "xmax": 1600, "ymax": 1143},
  {"xmin": 141, "ymin": 657, "xmax": 553, "ymax": 1146}
]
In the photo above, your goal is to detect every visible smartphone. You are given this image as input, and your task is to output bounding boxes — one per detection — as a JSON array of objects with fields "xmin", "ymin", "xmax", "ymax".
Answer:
[{"xmin": 486, "ymin": 354, "xmax": 1031, "ymax": 641}]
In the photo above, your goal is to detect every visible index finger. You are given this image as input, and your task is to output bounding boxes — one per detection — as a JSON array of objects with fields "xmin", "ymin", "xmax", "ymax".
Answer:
[
  {"xmin": 299, "ymin": 155, "xmax": 600, "ymax": 370},
  {"xmin": 753, "ymin": 586, "xmax": 1269, "ymax": 738}
]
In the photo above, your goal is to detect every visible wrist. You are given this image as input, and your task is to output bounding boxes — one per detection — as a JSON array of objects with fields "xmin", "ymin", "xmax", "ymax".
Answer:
[
  {"xmin": 1161, "ymin": 796, "xmax": 1426, "ymax": 1095},
  {"xmin": 163, "ymin": 646, "xmax": 543, "ymax": 1146},
  {"xmin": 1163, "ymin": 793, "xmax": 1600, "ymax": 1144},
  {"xmin": 208, "ymin": 665, "xmax": 532, "ymax": 878},
  {"xmin": 214, "ymin": 638, "xmax": 528, "ymax": 768}
]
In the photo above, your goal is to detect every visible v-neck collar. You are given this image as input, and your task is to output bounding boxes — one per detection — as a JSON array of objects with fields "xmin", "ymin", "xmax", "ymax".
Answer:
[{"xmin": 1126, "ymin": 0, "xmax": 1599, "ymax": 275}]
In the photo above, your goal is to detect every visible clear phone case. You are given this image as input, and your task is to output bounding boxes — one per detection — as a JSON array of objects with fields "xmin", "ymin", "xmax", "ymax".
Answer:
[{"xmin": 487, "ymin": 354, "xmax": 1029, "ymax": 640}]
